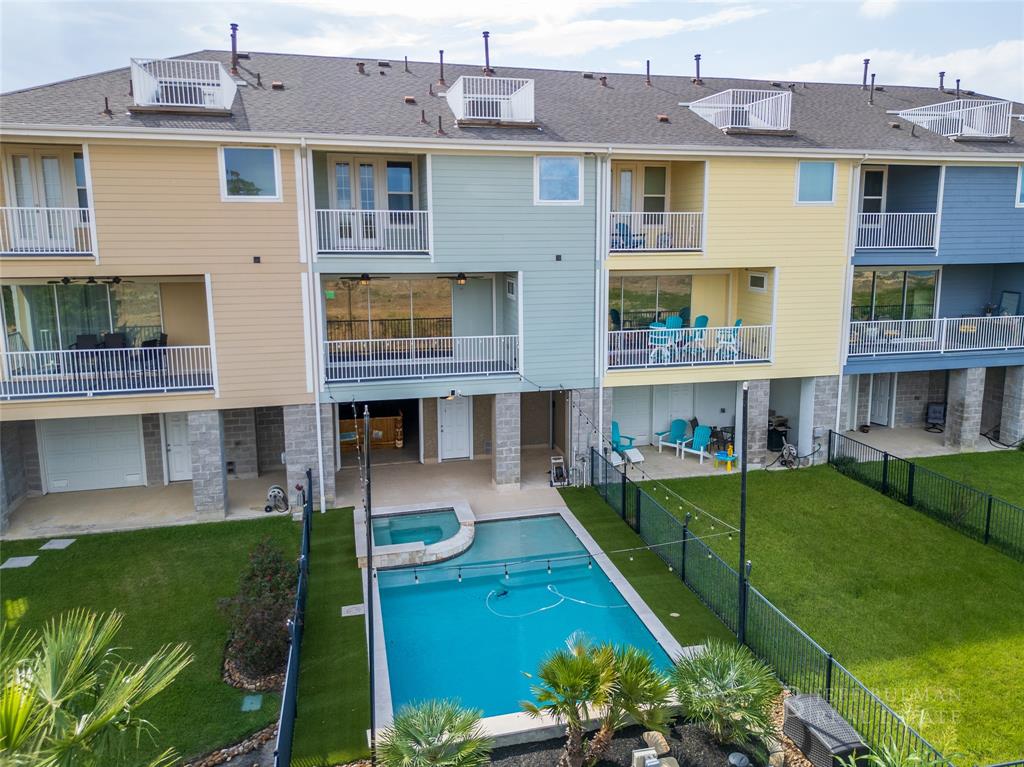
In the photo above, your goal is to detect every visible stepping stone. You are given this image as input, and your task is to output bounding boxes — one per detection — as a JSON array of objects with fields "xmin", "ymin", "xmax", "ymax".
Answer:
[
  {"xmin": 643, "ymin": 731, "xmax": 670, "ymax": 756},
  {"xmin": 241, "ymin": 694, "xmax": 263, "ymax": 712},
  {"xmin": 0, "ymin": 556, "xmax": 37, "ymax": 569},
  {"xmin": 341, "ymin": 603, "xmax": 366, "ymax": 617},
  {"xmin": 40, "ymin": 538, "xmax": 76, "ymax": 550}
]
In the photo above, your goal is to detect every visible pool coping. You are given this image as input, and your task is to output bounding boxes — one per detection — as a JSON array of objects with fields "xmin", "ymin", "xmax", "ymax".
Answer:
[{"xmin": 361, "ymin": 501, "xmax": 701, "ymax": 745}]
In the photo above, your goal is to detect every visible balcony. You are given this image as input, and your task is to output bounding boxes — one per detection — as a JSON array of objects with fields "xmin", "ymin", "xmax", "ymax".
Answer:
[
  {"xmin": 609, "ymin": 212, "xmax": 702, "ymax": 252},
  {"xmin": 848, "ymin": 316, "xmax": 1024, "ymax": 357},
  {"xmin": 315, "ymin": 209, "xmax": 429, "ymax": 254},
  {"xmin": 688, "ymin": 89, "xmax": 792, "ymax": 133},
  {"xmin": 897, "ymin": 99, "xmax": 1012, "ymax": 139},
  {"xmin": 1, "ymin": 207, "xmax": 93, "ymax": 256},
  {"xmin": 1, "ymin": 346, "xmax": 214, "ymax": 399},
  {"xmin": 324, "ymin": 335, "xmax": 519, "ymax": 382},
  {"xmin": 608, "ymin": 324, "xmax": 772, "ymax": 370},
  {"xmin": 856, "ymin": 212, "xmax": 937, "ymax": 249},
  {"xmin": 445, "ymin": 76, "xmax": 535, "ymax": 124},
  {"xmin": 130, "ymin": 58, "xmax": 237, "ymax": 112}
]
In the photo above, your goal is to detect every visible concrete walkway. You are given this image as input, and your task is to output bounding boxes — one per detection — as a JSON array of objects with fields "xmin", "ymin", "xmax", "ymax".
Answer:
[{"xmin": 839, "ymin": 426, "xmax": 1001, "ymax": 458}]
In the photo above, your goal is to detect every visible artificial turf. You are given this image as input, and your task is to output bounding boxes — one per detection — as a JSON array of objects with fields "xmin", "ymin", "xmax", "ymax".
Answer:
[
  {"xmin": 0, "ymin": 515, "xmax": 300, "ymax": 762},
  {"xmin": 291, "ymin": 507, "xmax": 371, "ymax": 767},
  {"xmin": 619, "ymin": 463, "xmax": 1024, "ymax": 764},
  {"xmin": 912, "ymin": 449, "xmax": 1024, "ymax": 506}
]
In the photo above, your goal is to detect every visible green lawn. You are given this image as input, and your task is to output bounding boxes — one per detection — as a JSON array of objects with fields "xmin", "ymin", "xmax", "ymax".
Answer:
[
  {"xmin": 625, "ymin": 465, "xmax": 1023, "ymax": 764},
  {"xmin": 291, "ymin": 508, "xmax": 370, "ymax": 767},
  {"xmin": 913, "ymin": 450, "xmax": 1024, "ymax": 506},
  {"xmin": 0, "ymin": 516, "xmax": 300, "ymax": 762}
]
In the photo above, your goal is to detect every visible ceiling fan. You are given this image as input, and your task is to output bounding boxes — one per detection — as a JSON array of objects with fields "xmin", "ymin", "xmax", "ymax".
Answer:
[
  {"xmin": 45, "ymin": 276, "xmax": 134, "ymax": 286},
  {"xmin": 435, "ymin": 272, "xmax": 487, "ymax": 286}
]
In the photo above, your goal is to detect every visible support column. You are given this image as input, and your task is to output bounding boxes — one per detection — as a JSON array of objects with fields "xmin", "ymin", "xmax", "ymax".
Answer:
[
  {"xmin": 811, "ymin": 375, "xmax": 840, "ymax": 463},
  {"xmin": 1000, "ymin": 366, "xmax": 1024, "ymax": 446},
  {"xmin": 141, "ymin": 414, "xmax": 164, "ymax": 487},
  {"xmin": 0, "ymin": 421, "xmax": 28, "ymax": 534},
  {"xmin": 738, "ymin": 380, "xmax": 770, "ymax": 465},
  {"xmin": 223, "ymin": 408, "xmax": 259, "ymax": 479},
  {"xmin": 283, "ymin": 403, "xmax": 336, "ymax": 509},
  {"xmin": 189, "ymin": 410, "xmax": 227, "ymax": 519},
  {"xmin": 492, "ymin": 392, "xmax": 521, "ymax": 490},
  {"xmin": 944, "ymin": 367, "xmax": 986, "ymax": 450}
]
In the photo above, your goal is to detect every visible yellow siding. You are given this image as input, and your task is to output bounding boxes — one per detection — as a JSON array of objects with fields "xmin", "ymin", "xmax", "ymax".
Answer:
[
  {"xmin": 606, "ymin": 156, "xmax": 852, "ymax": 387},
  {"xmin": 1, "ymin": 141, "xmax": 312, "ymax": 421},
  {"xmin": 690, "ymin": 273, "xmax": 730, "ymax": 326},
  {"xmin": 669, "ymin": 161, "xmax": 704, "ymax": 212},
  {"xmin": 733, "ymin": 270, "xmax": 773, "ymax": 326}
]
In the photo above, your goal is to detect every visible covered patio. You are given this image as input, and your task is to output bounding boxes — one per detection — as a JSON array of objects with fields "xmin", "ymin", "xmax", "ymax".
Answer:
[{"xmin": 838, "ymin": 426, "xmax": 1001, "ymax": 459}]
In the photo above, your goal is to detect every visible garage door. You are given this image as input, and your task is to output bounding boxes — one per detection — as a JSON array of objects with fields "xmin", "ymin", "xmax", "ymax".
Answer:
[{"xmin": 39, "ymin": 416, "xmax": 145, "ymax": 492}]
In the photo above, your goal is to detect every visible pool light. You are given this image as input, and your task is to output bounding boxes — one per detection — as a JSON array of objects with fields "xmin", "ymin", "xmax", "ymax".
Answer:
[
  {"xmin": 457, "ymin": 567, "xmax": 462, "ymax": 583},
  {"xmin": 414, "ymin": 569, "xmax": 419, "ymax": 584},
  {"xmin": 504, "ymin": 564, "xmax": 509, "ymax": 580},
  {"xmin": 547, "ymin": 560, "xmax": 552, "ymax": 575}
]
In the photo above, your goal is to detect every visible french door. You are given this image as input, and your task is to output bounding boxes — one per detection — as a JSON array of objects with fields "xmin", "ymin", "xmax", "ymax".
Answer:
[
  {"xmin": 7, "ymin": 149, "xmax": 77, "ymax": 251},
  {"xmin": 328, "ymin": 156, "xmax": 417, "ymax": 250}
]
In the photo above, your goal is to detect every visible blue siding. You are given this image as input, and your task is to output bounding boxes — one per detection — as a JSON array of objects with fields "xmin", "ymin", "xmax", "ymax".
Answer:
[
  {"xmin": 938, "ymin": 265, "xmax": 995, "ymax": 316},
  {"xmin": 992, "ymin": 264, "xmax": 1024, "ymax": 310},
  {"xmin": 938, "ymin": 166, "xmax": 1024, "ymax": 263},
  {"xmin": 886, "ymin": 165, "xmax": 939, "ymax": 213}
]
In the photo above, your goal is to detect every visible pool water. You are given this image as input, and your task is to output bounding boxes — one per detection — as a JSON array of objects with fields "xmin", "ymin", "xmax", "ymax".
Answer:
[
  {"xmin": 372, "ymin": 509, "xmax": 460, "ymax": 546},
  {"xmin": 378, "ymin": 515, "xmax": 670, "ymax": 717}
]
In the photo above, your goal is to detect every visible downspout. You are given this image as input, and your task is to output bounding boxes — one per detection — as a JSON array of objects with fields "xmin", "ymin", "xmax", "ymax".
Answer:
[
  {"xmin": 593, "ymin": 148, "xmax": 612, "ymax": 463},
  {"xmin": 299, "ymin": 137, "xmax": 328, "ymax": 510},
  {"xmin": 835, "ymin": 155, "xmax": 866, "ymax": 433}
]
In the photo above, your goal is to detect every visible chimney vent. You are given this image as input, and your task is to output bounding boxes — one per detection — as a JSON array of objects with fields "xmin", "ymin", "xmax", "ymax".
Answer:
[
  {"xmin": 938, "ymin": 71, "xmax": 945, "ymax": 91},
  {"xmin": 869, "ymin": 73, "xmax": 875, "ymax": 104},
  {"xmin": 599, "ymin": 76, "xmax": 608, "ymax": 87},
  {"xmin": 955, "ymin": 78, "xmax": 961, "ymax": 99},
  {"xmin": 438, "ymin": 50, "xmax": 445, "ymax": 86},
  {"xmin": 271, "ymin": 81, "xmax": 284, "ymax": 90},
  {"xmin": 582, "ymin": 72, "xmax": 594, "ymax": 79},
  {"xmin": 862, "ymin": 58, "xmax": 870, "ymax": 89},
  {"xmin": 256, "ymin": 72, "xmax": 262, "ymax": 87},
  {"xmin": 482, "ymin": 31, "xmax": 493, "ymax": 75},
  {"xmin": 404, "ymin": 95, "xmax": 416, "ymax": 104},
  {"xmin": 436, "ymin": 115, "xmax": 446, "ymax": 136},
  {"xmin": 230, "ymin": 23, "xmax": 239, "ymax": 76},
  {"xmin": 378, "ymin": 61, "xmax": 391, "ymax": 68},
  {"xmin": 646, "ymin": 60, "xmax": 651, "ymax": 86},
  {"xmin": 356, "ymin": 62, "xmax": 366, "ymax": 75},
  {"xmin": 420, "ymin": 108, "xmax": 428, "ymax": 124},
  {"xmin": 656, "ymin": 113, "xmax": 669, "ymax": 123},
  {"xmin": 404, "ymin": 56, "xmax": 410, "ymax": 73},
  {"xmin": 889, "ymin": 121, "xmax": 901, "ymax": 129},
  {"xmin": 694, "ymin": 53, "xmax": 703, "ymax": 84},
  {"xmin": 102, "ymin": 96, "xmax": 113, "ymax": 116},
  {"xmin": 770, "ymin": 81, "xmax": 781, "ymax": 87}
]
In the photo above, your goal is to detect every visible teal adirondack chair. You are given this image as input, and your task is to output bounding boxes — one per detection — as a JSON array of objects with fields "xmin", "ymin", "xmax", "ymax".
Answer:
[
  {"xmin": 655, "ymin": 418, "xmax": 688, "ymax": 454},
  {"xmin": 611, "ymin": 421, "xmax": 636, "ymax": 453},
  {"xmin": 680, "ymin": 424, "xmax": 712, "ymax": 463}
]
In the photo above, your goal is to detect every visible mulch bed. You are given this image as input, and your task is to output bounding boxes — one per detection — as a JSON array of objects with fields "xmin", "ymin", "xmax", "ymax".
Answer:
[{"xmin": 491, "ymin": 722, "xmax": 758, "ymax": 767}]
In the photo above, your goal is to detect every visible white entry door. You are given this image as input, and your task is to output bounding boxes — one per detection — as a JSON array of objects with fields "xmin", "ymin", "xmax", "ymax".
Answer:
[
  {"xmin": 164, "ymin": 412, "xmax": 192, "ymax": 482},
  {"xmin": 870, "ymin": 374, "xmax": 891, "ymax": 426},
  {"xmin": 438, "ymin": 395, "xmax": 472, "ymax": 460},
  {"xmin": 39, "ymin": 415, "xmax": 145, "ymax": 492}
]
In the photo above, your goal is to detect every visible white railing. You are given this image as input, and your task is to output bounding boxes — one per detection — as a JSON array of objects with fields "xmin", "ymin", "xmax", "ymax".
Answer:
[
  {"xmin": 324, "ymin": 335, "xmax": 519, "ymax": 382},
  {"xmin": 1, "ymin": 346, "xmax": 214, "ymax": 399},
  {"xmin": 609, "ymin": 212, "xmax": 703, "ymax": 252},
  {"xmin": 0, "ymin": 207, "xmax": 93, "ymax": 255},
  {"xmin": 130, "ymin": 58, "xmax": 237, "ymax": 110},
  {"xmin": 315, "ymin": 209, "xmax": 429, "ymax": 253},
  {"xmin": 688, "ymin": 89, "xmax": 792, "ymax": 131},
  {"xmin": 856, "ymin": 212, "xmax": 938, "ymax": 249},
  {"xmin": 897, "ymin": 99, "xmax": 1012, "ymax": 139},
  {"xmin": 446, "ymin": 76, "xmax": 535, "ymax": 123},
  {"xmin": 848, "ymin": 316, "xmax": 1024, "ymax": 356},
  {"xmin": 608, "ymin": 325, "xmax": 773, "ymax": 369}
]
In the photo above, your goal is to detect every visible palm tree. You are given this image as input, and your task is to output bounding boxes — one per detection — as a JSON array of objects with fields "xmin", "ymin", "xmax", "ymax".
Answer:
[
  {"xmin": 0, "ymin": 609, "xmax": 192, "ymax": 767},
  {"xmin": 376, "ymin": 699, "xmax": 492, "ymax": 767},
  {"xmin": 670, "ymin": 639, "xmax": 779, "ymax": 758}
]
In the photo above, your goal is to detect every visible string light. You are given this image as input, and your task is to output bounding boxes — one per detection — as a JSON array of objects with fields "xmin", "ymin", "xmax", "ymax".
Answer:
[
  {"xmin": 547, "ymin": 560, "xmax": 552, "ymax": 575},
  {"xmin": 504, "ymin": 564, "xmax": 510, "ymax": 580},
  {"xmin": 414, "ymin": 569, "xmax": 419, "ymax": 584},
  {"xmin": 457, "ymin": 568, "xmax": 462, "ymax": 583},
  {"xmin": 587, "ymin": 556, "xmax": 593, "ymax": 569}
]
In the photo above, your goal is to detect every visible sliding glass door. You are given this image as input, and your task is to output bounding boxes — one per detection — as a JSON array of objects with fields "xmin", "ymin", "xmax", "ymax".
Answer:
[
  {"xmin": 608, "ymin": 274, "xmax": 693, "ymax": 329},
  {"xmin": 324, "ymin": 278, "xmax": 453, "ymax": 340},
  {"xmin": 850, "ymin": 269, "xmax": 938, "ymax": 321}
]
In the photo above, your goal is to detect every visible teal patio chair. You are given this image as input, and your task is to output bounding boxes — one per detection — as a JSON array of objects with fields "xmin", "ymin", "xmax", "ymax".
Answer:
[
  {"xmin": 715, "ymin": 318, "xmax": 743, "ymax": 360},
  {"xmin": 611, "ymin": 421, "xmax": 636, "ymax": 453},
  {"xmin": 680, "ymin": 424, "xmax": 712, "ymax": 463},
  {"xmin": 680, "ymin": 314, "xmax": 709, "ymax": 359},
  {"xmin": 655, "ymin": 418, "xmax": 688, "ymax": 455},
  {"xmin": 647, "ymin": 321, "xmax": 673, "ymax": 365}
]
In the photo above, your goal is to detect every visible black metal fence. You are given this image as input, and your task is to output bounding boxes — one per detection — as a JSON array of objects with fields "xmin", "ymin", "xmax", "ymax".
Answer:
[
  {"xmin": 828, "ymin": 431, "xmax": 1024, "ymax": 561},
  {"xmin": 326, "ymin": 317, "xmax": 452, "ymax": 341},
  {"xmin": 274, "ymin": 468, "xmax": 313, "ymax": 767},
  {"xmin": 590, "ymin": 448, "xmax": 950, "ymax": 764}
]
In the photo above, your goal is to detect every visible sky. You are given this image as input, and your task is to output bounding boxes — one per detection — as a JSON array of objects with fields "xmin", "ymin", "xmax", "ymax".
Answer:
[{"xmin": 1, "ymin": 0, "xmax": 1022, "ymax": 100}]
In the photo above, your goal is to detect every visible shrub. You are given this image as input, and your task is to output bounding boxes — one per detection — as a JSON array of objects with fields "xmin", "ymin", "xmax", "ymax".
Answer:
[
  {"xmin": 670, "ymin": 639, "xmax": 780, "ymax": 758},
  {"xmin": 219, "ymin": 537, "xmax": 297, "ymax": 677},
  {"xmin": 376, "ymin": 699, "xmax": 491, "ymax": 767}
]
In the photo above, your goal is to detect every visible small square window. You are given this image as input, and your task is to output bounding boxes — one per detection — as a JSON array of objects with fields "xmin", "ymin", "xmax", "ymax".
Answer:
[
  {"xmin": 535, "ymin": 156, "xmax": 582, "ymax": 205},
  {"xmin": 221, "ymin": 147, "xmax": 280, "ymax": 200},
  {"xmin": 796, "ymin": 161, "xmax": 835, "ymax": 204},
  {"xmin": 748, "ymin": 272, "xmax": 768, "ymax": 293}
]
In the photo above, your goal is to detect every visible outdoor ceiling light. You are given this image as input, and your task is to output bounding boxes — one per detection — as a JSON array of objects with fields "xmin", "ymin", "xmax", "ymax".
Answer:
[
  {"xmin": 455, "ymin": 272, "xmax": 467, "ymax": 286},
  {"xmin": 445, "ymin": 389, "xmax": 462, "ymax": 400},
  {"xmin": 358, "ymin": 273, "xmax": 371, "ymax": 286}
]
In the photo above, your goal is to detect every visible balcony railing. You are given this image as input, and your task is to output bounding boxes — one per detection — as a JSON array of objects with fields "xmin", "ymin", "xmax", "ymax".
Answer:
[
  {"xmin": 856, "ymin": 212, "xmax": 937, "ymax": 249},
  {"xmin": 848, "ymin": 316, "xmax": 1024, "ymax": 356},
  {"xmin": 608, "ymin": 325, "xmax": 773, "ymax": 369},
  {"xmin": 324, "ymin": 335, "xmax": 519, "ymax": 382},
  {"xmin": 609, "ymin": 212, "xmax": 703, "ymax": 252},
  {"xmin": 130, "ymin": 58, "xmax": 237, "ymax": 110},
  {"xmin": 0, "ymin": 207, "xmax": 93, "ymax": 255},
  {"xmin": 688, "ymin": 89, "xmax": 792, "ymax": 132},
  {"xmin": 445, "ymin": 76, "xmax": 535, "ymax": 123},
  {"xmin": 897, "ymin": 99, "xmax": 1012, "ymax": 139},
  {"xmin": 1, "ymin": 346, "xmax": 214, "ymax": 399},
  {"xmin": 316, "ymin": 209, "xmax": 429, "ymax": 253}
]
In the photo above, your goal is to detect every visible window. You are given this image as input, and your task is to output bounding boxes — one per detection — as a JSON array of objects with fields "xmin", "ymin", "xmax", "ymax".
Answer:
[
  {"xmin": 608, "ymin": 274, "xmax": 692, "ymax": 329},
  {"xmin": 535, "ymin": 156, "xmax": 582, "ymax": 204},
  {"xmin": 861, "ymin": 168, "xmax": 885, "ymax": 213},
  {"xmin": 850, "ymin": 268, "xmax": 938, "ymax": 321},
  {"xmin": 642, "ymin": 167, "xmax": 667, "ymax": 213},
  {"xmin": 505, "ymin": 278, "xmax": 516, "ymax": 301},
  {"xmin": 322, "ymin": 278, "xmax": 453, "ymax": 340},
  {"xmin": 748, "ymin": 272, "xmax": 768, "ymax": 293},
  {"xmin": 1017, "ymin": 165, "xmax": 1024, "ymax": 208},
  {"xmin": 220, "ymin": 147, "xmax": 280, "ymax": 200},
  {"xmin": 386, "ymin": 162, "xmax": 414, "ymax": 211},
  {"xmin": 796, "ymin": 161, "xmax": 835, "ymax": 204}
]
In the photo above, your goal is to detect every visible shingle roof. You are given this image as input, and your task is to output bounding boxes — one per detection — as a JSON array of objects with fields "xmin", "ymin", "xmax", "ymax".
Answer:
[{"xmin": 2, "ymin": 49, "xmax": 1022, "ymax": 155}]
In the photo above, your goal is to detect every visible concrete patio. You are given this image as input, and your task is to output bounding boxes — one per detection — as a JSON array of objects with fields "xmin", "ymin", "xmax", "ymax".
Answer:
[
  {"xmin": 614, "ymin": 444, "xmax": 755, "ymax": 480},
  {"xmin": 838, "ymin": 426, "xmax": 1001, "ymax": 458},
  {"xmin": 1, "ymin": 471, "xmax": 286, "ymax": 540}
]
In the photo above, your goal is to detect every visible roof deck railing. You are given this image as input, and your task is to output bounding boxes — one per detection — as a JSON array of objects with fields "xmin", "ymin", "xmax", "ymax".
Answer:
[
  {"xmin": 130, "ymin": 58, "xmax": 237, "ymax": 110},
  {"xmin": 897, "ymin": 99, "xmax": 1012, "ymax": 139},
  {"xmin": 445, "ymin": 76, "xmax": 535, "ymax": 124},
  {"xmin": 688, "ymin": 89, "xmax": 792, "ymax": 132}
]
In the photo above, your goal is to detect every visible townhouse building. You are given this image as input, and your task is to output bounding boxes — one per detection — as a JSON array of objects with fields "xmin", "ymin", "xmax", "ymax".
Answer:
[{"xmin": 1, "ymin": 43, "xmax": 1021, "ymax": 534}]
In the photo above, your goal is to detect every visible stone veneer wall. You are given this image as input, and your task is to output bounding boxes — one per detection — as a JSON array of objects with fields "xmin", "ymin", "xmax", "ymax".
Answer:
[
  {"xmin": 223, "ymin": 408, "xmax": 258, "ymax": 479},
  {"xmin": 283, "ymin": 404, "xmax": 336, "ymax": 508},
  {"xmin": 255, "ymin": 406, "xmax": 285, "ymax": 474},
  {"xmin": 892, "ymin": 371, "xmax": 947, "ymax": 428},
  {"xmin": 945, "ymin": 367, "xmax": 986, "ymax": 450},
  {"xmin": 421, "ymin": 398, "xmax": 438, "ymax": 462},
  {"xmin": 188, "ymin": 410, "xmax": 228, "ymax": 518},
  {"xmin": 742, "ymin": 380, "xmax": 770, "ymax": 465},
  {"xmin": 981, "ymin": 366, "xmax": 1005, "ymax": 435},
  {"xmin": 0, "ymin": 421, "xmax": 27, "ymax": 532},
  {"xmin": 21, "ymin": 422, "xmax": 41, "ymax": 495},
  {"xmin": 492, "ymin": 392, "xmax": 521, "ymax": 488},
  {"xmin": 141, "ymin": 414, "xmax": 164, "ymax": 486},
  {"xmin": 1000, "ymin": 366, "xmax": 1024, "ymax": 445}
]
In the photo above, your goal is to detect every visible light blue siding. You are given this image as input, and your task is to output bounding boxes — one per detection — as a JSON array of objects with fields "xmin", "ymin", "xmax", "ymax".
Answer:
[
  {"xmin": 885, "ymin": 165, "xmax": 939, "ymax": 213},
  {"xmin": 938, "ymin": 166, "xmax": 1024, "ymax": 263},
  {"xmin": 452, "ymin": 279, "xmax": 493, "ymax": 336},
  {"xmin": 845, "ymin": 350, "xmax": 1024, "ymax": 374}
]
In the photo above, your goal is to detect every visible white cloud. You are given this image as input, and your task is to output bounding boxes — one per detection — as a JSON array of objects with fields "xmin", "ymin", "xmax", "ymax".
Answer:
[
  {"xmin": 859, "ymin": 0, "xmax": 899, "ymax": 18},
  {"xmin": 786, "ymin": 40, "xmax": 1024, "ymax": 101}
]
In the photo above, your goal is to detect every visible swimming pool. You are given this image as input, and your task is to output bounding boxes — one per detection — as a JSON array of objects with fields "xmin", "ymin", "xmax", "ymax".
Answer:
[
  {"xmin": 372, "ymin": 508, "xmax": 460, "ymax": 546},
  {"xmin": 377, "ymin": 514, "xmax": 671, "ymax": 717}
]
